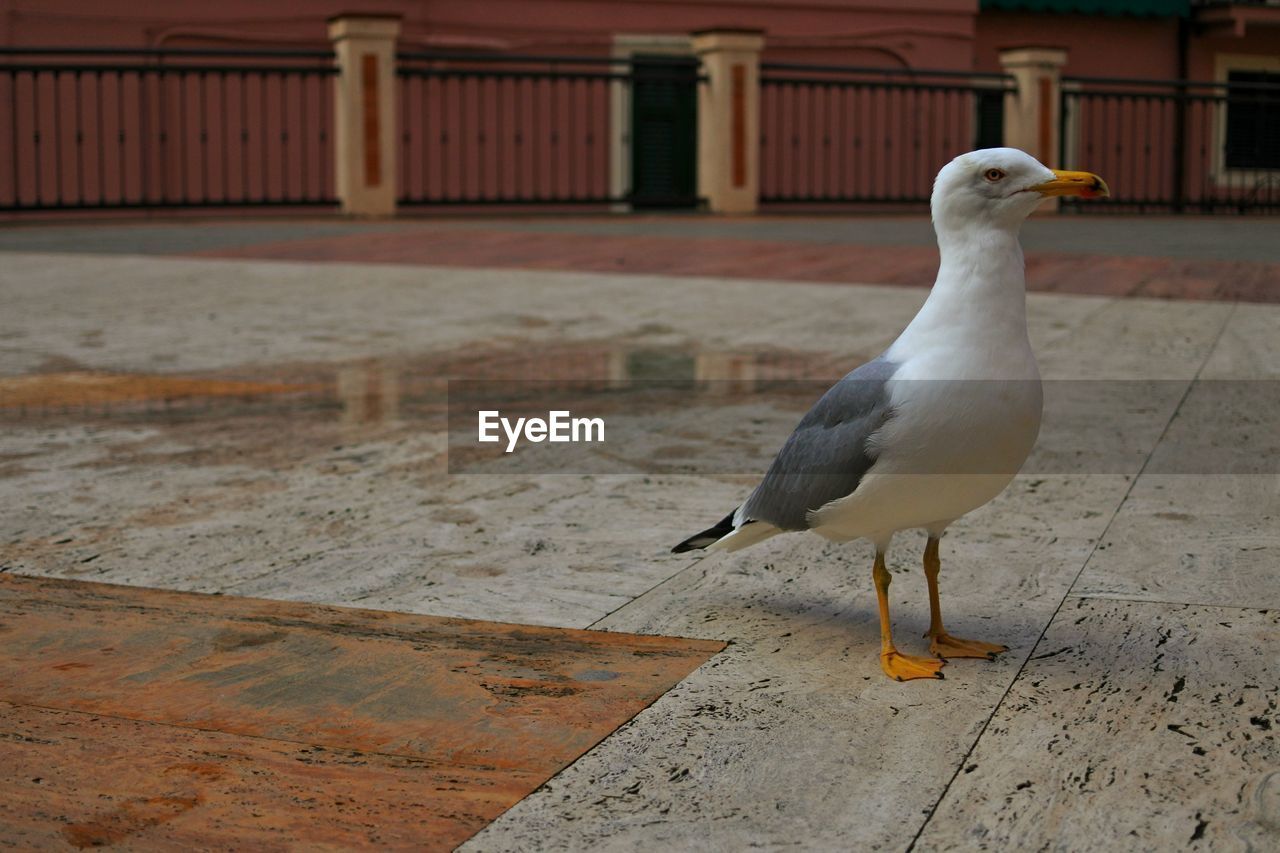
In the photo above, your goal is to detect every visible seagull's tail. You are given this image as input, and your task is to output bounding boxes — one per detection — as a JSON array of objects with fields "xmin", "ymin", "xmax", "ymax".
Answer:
[{"xmin": 671, "ymin": 510, "xmax": 782, "ymax": 554}]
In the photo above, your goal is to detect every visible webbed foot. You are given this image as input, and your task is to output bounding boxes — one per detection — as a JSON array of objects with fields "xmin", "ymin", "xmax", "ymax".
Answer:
[
  {"xmin": 881, "ymin": 650, "xmax": 946, "ymax": 681},
  {"xmin": 928, "ymin": 633, "xmax": 1008, "ymax": 661}
]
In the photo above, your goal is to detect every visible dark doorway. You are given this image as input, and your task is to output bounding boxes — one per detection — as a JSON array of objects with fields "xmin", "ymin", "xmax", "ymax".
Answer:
[
  {"xmin": 629, "ymin": 55, "xmax": 698, "ymax": 208},
  {"xmin": 974, "ymin": 89, "xmax": 1005, "ymax": 151}
]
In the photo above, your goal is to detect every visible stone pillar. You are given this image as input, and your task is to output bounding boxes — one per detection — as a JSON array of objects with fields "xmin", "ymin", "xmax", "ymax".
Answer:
[
  {"xmin": 999, "ymin": 47, "xmax": 1068, "ymax": 166},
  {"xmin": 692, "ymin": 29, "xmax": 765, "ymax": 215},
  {"xmin": 328, "ymin": 14, "xmax": 401, "ymax": 217}
]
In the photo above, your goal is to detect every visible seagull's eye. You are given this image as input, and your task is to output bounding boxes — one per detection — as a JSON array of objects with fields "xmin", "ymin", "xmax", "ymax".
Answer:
[{"xmin": 984, "ymin": 168, "xmax": 1006, "ymax": 182}]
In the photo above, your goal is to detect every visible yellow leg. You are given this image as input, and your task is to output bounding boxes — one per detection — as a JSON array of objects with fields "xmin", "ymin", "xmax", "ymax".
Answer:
[
  {"xmin": 923, "ymin": 537, "xmax": 1008, "ymax": 660},
  {"xmin": 874, "ymin": 551, "xmax": 944, "ymax": 681}
]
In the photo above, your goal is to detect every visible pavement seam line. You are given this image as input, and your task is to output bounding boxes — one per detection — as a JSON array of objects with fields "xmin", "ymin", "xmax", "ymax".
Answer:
[
  {"xmin": 581, "ymin": 270, "xmax": 838, "ymax": 630},
  {"xmin": 586, "ymin": 552, "xmax": 711, "ymax": 631},
  {"xmin": 464, "ymin": 555, "xmax": 722, "ymax": 848},
  {"xmin": 457, "ymin": 635, "xmax": 722, "ymax": 851},
  {"xmin": 904, "ymin": 299, "xmax": 1239, "ymax": 852},
  {"xmin": 1065, "ymin": 592, "xmax": 1269, "ymax": 611}
]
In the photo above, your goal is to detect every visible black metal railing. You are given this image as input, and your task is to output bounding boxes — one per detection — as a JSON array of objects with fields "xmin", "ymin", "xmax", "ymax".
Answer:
[
  {"xmin": 759, "ymin": 63, "xmax": 1012, "ymax": 206},
  {"xmin": 396, "ymin": 52, "xmax": 703, "ymax": 208},
  {"xmin": 0, "ymin": 47, "xmax": 337, "ymax": 212},
  {"xmin": 1061, "ymin": 74, "xmax": 1280, "ymax": 214}
]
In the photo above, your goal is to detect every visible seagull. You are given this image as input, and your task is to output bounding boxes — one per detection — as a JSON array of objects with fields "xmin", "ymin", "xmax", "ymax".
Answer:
[{"xmin": 673, "ymin": 148, "xmax": 1109, "ymax": 681}]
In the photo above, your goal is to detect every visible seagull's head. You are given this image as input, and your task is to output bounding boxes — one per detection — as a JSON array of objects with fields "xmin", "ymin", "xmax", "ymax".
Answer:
[{"xmin": 931, "ymin": 147, "xmax": 1109, "ymax": 233}]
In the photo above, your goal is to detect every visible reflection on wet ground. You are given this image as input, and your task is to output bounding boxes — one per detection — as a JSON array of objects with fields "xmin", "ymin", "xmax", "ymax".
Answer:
[
  {"xmin": 0, "ymin": 338, "xmax": 838, "ymax": 613},
  {"xmin": 0, "ymin": 372, "xmax": 320, "ymax": 412},
  {"xmin": 0, "ymin": 340, "xmax": 840, "ymax": 422},
  {"xmin": 2, "ymin": 300, "xmax": 1274, "ymax": 624},
  {"xmin": 3, "ymin": 340, "xmax": 1272, "ymax": 479}
]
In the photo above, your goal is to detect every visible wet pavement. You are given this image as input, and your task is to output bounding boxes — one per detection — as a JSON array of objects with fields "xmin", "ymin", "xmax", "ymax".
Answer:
[{"xmin": 0, "ymin": 217, "xmax": 1277, "ymax": 850}]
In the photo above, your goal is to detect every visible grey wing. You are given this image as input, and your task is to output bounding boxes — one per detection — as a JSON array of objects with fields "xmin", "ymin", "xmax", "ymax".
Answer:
[{"xmin": 740, "ymin": 357, "xmax": 897, "ymax": 530}]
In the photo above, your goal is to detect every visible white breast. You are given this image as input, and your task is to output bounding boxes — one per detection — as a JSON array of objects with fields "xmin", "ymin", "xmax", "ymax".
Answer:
[
  {"xmin": 808, "ymin": 210, "xmax": 1049, "ymax": 545},
  {"xmin": 810, "ymin": 366, "xmax": 1042, "ymax": 543}
]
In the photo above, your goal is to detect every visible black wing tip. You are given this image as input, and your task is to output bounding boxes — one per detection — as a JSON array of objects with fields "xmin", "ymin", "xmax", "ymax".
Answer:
[{"xmin": 670, "ymin": 510, "xmax": 741, "ymax": 554}]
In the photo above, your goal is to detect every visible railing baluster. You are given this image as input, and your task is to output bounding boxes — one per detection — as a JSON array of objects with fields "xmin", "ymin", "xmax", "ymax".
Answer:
[
  {"xmin": 199, "ymin": 70, "xmax": 209, "ymax": 204},
  {"xmin": 427, "ymin": 73, "xmax": 434, "ymax": 201},
  {"xmin": 138, "ymin": 68, "xmax": 149, "ymax": 204},
  {"xmin": 532, "ymin": 75, "xmax": 541, "ymax": 201},
  {"xmin": 314, "ymin": 67, "xmax": 325, "ymax": 199},
  {"xmin": 770, "ymin": 80, "xmax": 780, "ymax": 199},
  {"xmin": 399, "ymin": 71, "xmax": 409, "ymax": 202},
  {"xmin": 72, "ymin": 69, "xmax": 83, "ymax": 205},
  {"xmin": 549, "ymin": 72, "xmax": 558, "ymax": 200},
  {"xmin": 438, "ymin": 75, "xmax": 447, "ymax": 202},
  {"xmin": 279, "ymin": 72, "xmax": 289, "ymax": 202},
  {"xmin": 798, "ymin": 81, "xmax": 809, "ymax": 199},
  {"xmin": 9, "ymin": 71, "xmax": 20, "ymax": 206},
  {"xmin": 259, "ymin": 72, "xmax": 269, "ymax": 201},
  {"xmin": 789, "ymin": 80, "xmax": 799, "ymax": 201},
  {"xmin": 1126, "ymin": 94, "xmax": 1136, "ymax": 211},
  {"xmin": 95, "ymin": 70, "xmax": 105, "ymax": 204},
  {"xmin": 460, "ymin": 74, "xmax": 469, "ymax": 200},
  {"xmin": 52, "ymin": 70, "xmax": 62, "ymax": 204},
  {"xmin": 581, "ymin": 77, "xmax": 588, "ymax": 200},
  {"xmin": 220, "ymin": 70, "xmax": 229, "ymax": 203},
  {"xmin": 478, "ymin": 73, "xmax": 487, "ymax": 201},
  {"xmin": 239, "ymin": 71, "xmax": 249, "ymax": 202},
  {"xmin": 178, "ymin": 68, "xmax": 188, "ymax": 202},
  {"xmin": 161, "ymin": 67, "xmax": 172, "ymax": 203},
  {"xmin": 567, "ymin": 76, "xmax": 576, "ymax": 201},
  {"xmin": 319, "ymin": 67, "xmax": 329, "ymax": 201}
]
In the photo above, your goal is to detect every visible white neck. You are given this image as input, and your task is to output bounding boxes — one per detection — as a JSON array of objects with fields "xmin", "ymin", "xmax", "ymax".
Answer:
[{"xmin": 886, "ymin": 221, "xmax": 1036, "ymax": 376}]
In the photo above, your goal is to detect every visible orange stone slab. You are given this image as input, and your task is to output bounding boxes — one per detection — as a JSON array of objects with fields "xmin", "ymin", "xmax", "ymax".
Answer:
[
  {"xmin": 0, "ymin": 574, "xmax": 723, "ymax": 849},
  {"xmin": 0, "ymin": 702, "xmax": 537, "ymax": 851}
]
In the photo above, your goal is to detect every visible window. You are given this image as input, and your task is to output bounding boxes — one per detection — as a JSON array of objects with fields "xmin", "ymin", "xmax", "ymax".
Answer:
[
  {"xmin": 1224, "ymin": 70, "xmax": 1280, "ymax": 170},
  {"xmin": 973, "ymin": 89, "xmax": 1005, "ymax": 151}
]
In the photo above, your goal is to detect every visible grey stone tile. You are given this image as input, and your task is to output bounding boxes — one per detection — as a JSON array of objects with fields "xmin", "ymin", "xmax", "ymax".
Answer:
[
  {"xmin": 219, "ymin": 472, "xmax": 744, "ymax": 629},
  {"xmin": 0, "ymin": 417, "xmax": 441, "ymax": 575},
  {"xmin": 460, "ymin": 473, "xmax": 1131, "ymax": 852},
  {"xmin": 462, "ymin": 292, "xmax": 1232, "ymax": 849},
  {"xmin": 1075, "ymin": 304, "xmax": 1280, "ymax": 609},
  {"xmin": 0, "ymin": 408, "xmax": 746, "ymax": 628},
  {"xmin": 1073, "ymin": 473, "xmax": 1279, "ymax": 610},
  {"xmin": 916, "ymin": 598, "xmax": 1279, "ymax": 852},
  {"xmin": 1035, "ymin": 297, "xmax": 1233, "ymax": 379},
  {"xmin": 1200, "ymin": 304, "xmax": 1280, "ymax": 380}
]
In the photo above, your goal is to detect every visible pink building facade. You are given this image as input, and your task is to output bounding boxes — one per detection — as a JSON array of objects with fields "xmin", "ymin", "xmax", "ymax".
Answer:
[
  {"xmin": 0, "ymin": 1, "xmax": 976, "ymax": 69},
  {"xmin": 8, "ymin": 2, "xmax": 1277, "ymax": 80},
  {"xmin": 2, "ymin": 1, "xmax": 1278, "ymax": 214}
]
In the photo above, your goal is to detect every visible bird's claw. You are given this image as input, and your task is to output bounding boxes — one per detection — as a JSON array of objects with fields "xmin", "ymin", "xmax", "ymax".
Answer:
[
  {"xmin": 881, "ymin": 650, "xmax": 946, "ymax": 681},
  {"xmin": 928, "ymin": 632, "xmax": 1009, "ymax": 661}
]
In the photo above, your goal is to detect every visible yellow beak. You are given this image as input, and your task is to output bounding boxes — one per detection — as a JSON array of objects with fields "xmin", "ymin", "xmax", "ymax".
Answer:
[{"xmin": 1031, "ymin": 169, "xmax": 1110, "ymax": 199}]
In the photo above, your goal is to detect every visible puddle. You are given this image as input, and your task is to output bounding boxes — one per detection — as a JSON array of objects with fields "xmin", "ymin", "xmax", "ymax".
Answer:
[
  {"xmin": 0, "ymin": 340, "xmax": 842, "ymax": 479},
  {"xmin": 0, "ymin": 372, "xmax": 320, "ymax": 410},
  {"xmin": 0, "ymin": 340, "xmax": 839, "ymax": 424},
  {"xmin": 4, "ymin": 340, "xmax": 1263, "ymax": 478}
]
